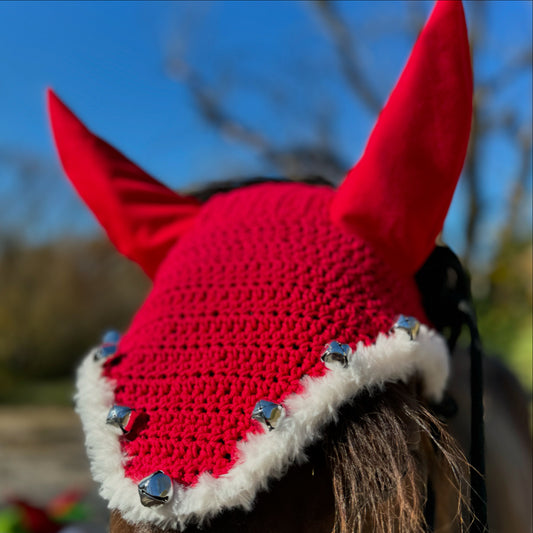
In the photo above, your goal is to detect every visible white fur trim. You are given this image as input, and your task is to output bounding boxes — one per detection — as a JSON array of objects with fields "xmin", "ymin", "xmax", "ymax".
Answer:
[{"xmin": 75, "ymin": 325, "xmax": 449, "ymax": 530}]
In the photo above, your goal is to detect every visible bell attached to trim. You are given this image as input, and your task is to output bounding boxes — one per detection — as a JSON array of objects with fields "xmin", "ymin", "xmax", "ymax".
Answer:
[
  {"xmin": 392, "ymin": 315, "xmax": 420, "ymax": 340},
  {"xmin": 106, "ymin": 405, "xmax": 136, "ymax": 434},
  {"xmin": 321, "ymin": 341, "xmax": 352, "ymax": 368},
  {"xmin": 102, "ymin": 330, "xmax": 121, "ymax": 345},
  {"xmin": 94, "ymin": 344, "xmax": 117, "ymax": 360},
  {"xmin": 138, "ymin": 471, "xmax": 173, "ymax": 507},
  {"xmin": 94, "ymin": 330, "xmax": 121, "ymax": 361},
  {"xmin": 251, "ymin": 400, "xmax": 284, "ymax": 431}
]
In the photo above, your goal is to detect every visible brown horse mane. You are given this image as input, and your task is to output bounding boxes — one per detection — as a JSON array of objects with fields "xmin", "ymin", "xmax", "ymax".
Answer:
[{"xmin": 326, "ymin": 381, "xmax": 468, "ymax": 533}]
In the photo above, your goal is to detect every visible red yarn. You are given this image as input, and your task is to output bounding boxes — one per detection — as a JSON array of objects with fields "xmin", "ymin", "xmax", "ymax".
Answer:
[
  {"xmin": 47, "ymin": 89, "xmax": 201, "ymax": 280},
  {"xmin": 330, "ymin": 0, "xmax": 472, "ymax": 275},
  {"xmin": 45, "ymin": 0, "xmax": 473, "ymax": 518},
  {"xmin": 104, "ymin": 182, "xmax": 427, "ymax": 486}
]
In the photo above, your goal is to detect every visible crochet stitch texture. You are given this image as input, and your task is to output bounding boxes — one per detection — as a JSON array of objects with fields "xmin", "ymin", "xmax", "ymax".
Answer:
[{"xmin": 104, "ymin": 182, "xmax": 428, "ymax": 486}]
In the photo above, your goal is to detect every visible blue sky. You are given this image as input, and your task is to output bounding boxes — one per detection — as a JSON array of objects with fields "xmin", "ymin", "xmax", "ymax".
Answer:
[{"xmin": 0, "ymin": 1, "xmax": 531, "ymax": 263}]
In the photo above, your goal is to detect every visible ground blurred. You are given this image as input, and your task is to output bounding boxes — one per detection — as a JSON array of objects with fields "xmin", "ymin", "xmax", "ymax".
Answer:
[{"xmin": 0, "ymin": 406, "xmax": 108, "ymax": 532}]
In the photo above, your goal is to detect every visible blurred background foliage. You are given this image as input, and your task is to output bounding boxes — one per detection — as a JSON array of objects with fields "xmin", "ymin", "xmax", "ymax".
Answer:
[
  {"xmin": 0, "ymin": 0, "xmax": 531, "ymax": 404},
  {"xmin": 475, "ymin": 238, "xmax": 532, "ymax": 391},
  {"xmin": 0, "ymin": 236, "xmax": 149, "ymax": 403}
]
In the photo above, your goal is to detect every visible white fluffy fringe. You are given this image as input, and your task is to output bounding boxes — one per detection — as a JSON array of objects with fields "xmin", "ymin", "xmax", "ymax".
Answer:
[{"xmin": 75, "ymin": 325, "xmax": 449, "ymax": 530}]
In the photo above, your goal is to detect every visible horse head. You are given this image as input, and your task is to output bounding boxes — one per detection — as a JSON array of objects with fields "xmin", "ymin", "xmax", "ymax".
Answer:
[{"xmin": 48, "ymin": 1, "xmax": 475, "ymax": 531}]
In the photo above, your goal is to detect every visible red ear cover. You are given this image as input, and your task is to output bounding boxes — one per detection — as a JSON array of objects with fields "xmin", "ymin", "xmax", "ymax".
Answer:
[
  {"xmin": 331, "ymin": 0, "xmax": 472, "ymax": 275},
  {"xmin": 47, "ymin": 89, "xmax": 201, "ymax": 279}
]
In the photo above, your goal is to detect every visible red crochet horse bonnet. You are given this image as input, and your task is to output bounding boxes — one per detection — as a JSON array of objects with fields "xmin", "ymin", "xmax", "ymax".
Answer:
[{"xmin": 48, "ymin": 1, "xmax": 471, "ymax": 529}]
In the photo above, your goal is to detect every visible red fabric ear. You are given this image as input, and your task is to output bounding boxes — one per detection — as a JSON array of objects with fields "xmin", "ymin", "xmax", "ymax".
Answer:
[
  {"xmin": 47, "ymin": 89, "xmax": 201, "ymax": 279},
  {"xmin": 330, "ymin": 0, "xmax": 472, "ymax": 275}
]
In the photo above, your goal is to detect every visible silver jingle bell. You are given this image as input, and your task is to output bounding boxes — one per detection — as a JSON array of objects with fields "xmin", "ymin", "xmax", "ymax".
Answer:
[
  {"xmin": 94, "ymin": 343, "xmax": 118, "ymax": 360},
  {"xmin": 251, "ymin": 400, "xmax": 284, "ymax": 431},
  {"xmin": 321, "ymin": 340, "xmax": 352, "ymax": 368},
  {"xmin": 392, "ymin": 315, "xmax": 420, "ymax": 340},
  {"xmin": 138, "ymin": 471, "xmax": 173, "ymax": 507},
  {"xmin": 102, "ymin": 330, "xmax": 121, "ymax": 345},
  {"xmin": 94, "ymin": 330, "xmax": 121, "ymax": 361},
  {"xmin": 106, "ymin": 404, "xmax": 136, "ymax": 434}
]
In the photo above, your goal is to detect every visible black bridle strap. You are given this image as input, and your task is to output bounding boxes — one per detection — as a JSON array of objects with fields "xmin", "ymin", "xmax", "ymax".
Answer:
[
  {"xmin": 415, "ymin": 245, "xmax": 489, "ymax": 532},
  {"xmin": 460, "ymin": 301, "xmax": 489, "ymax": 532}
]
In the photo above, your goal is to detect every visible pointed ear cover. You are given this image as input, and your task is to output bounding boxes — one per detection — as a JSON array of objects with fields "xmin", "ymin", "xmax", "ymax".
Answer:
[
  {"xmin": 47, "ymin": 89, "xmax": 201, "ymax": 279},
  {"xmin": 331, "ymin": 0, "xmax": 472, "ymax": 275}
]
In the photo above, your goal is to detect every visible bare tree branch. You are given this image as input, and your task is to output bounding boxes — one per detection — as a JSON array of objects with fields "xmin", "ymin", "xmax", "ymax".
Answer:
[
  {"xmin": 460, "ymin": 0, "xmax": 486, "ymax": 268},
  {"xmin": 166, "ymin": 56, "xmax": 269, "ymax": 152},
  {"xmin": 165, "ymin": 51, "xmax": 347, "ymax": 180},
  {"xmin": 481, "ymin": 47, "xmax": 533, "ymax": 96},
  {"xmin": 491, "ymin": 113, "xmax": 533, "ymax": 245},
  {"xmin": 311, "ymin": 0, "xmax": 383, "ymax": 114},
  {"xmin": 505, "ymin": 127, "xmax": 533, "ymax": 236},
  {"xmin": 462, "ymin": 0, "xmax": 532, "ymax": 266},
  {"xmin": 404, "ymin": 1, "xmax": 427, "ymax": 38},
  {"xmin": 462, "ymin": 97, "xmax": 481, "ymax": 268},
  {"xmin": 164, "ymin": 0, "xmax": 531, "ymax": 261}
]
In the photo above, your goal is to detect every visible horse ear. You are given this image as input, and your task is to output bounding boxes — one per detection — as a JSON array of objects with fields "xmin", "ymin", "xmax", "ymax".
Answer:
[
  {"xmin": 47, "ymin": 89, "xmax": 201, "ymax": 279},
  {"xmin": 330, "ymin": 0, "xmax": 472, "ymax": 275}
]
